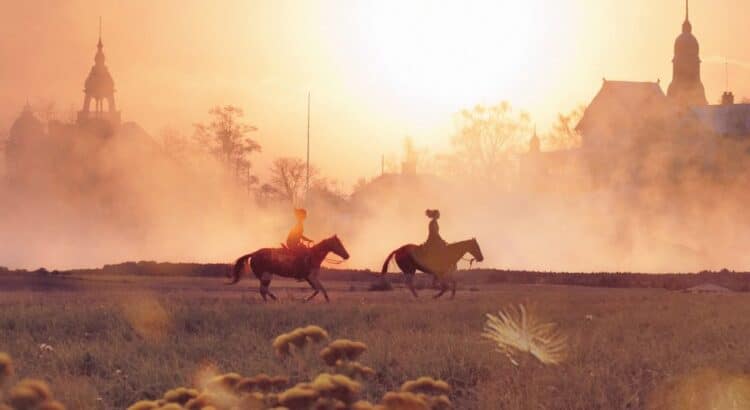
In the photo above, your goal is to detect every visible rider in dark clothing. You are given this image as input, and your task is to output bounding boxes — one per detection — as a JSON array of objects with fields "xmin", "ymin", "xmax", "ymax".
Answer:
[
  {"xmin": 424, "ymin": 209, "xmax": 447, "ymax": 250},
  {"xmin": 414, "ymin": 209, "xmax": 447, "ymax": 271}
]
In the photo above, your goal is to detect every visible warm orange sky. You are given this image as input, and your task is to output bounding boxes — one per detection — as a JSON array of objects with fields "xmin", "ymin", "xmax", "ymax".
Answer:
[{"xmin": 2, "ymin": 0, "xmax": 750, "ymax": 186}]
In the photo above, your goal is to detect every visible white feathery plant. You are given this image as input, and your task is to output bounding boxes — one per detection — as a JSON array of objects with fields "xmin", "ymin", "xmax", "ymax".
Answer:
[{"xmin": 482, "ymin": 304, "xmax": 568, "ymax": 366}]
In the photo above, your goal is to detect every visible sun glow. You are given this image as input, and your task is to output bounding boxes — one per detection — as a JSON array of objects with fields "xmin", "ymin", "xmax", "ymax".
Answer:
[{"xmin": 323, "ymin": 0, "xmax": 575, "ymax": 144}]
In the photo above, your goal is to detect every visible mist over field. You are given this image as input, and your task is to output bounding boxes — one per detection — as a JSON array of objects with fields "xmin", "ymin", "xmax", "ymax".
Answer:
[
  {"xmin": 2, "ymin": 0, "xmax": 750, "ymax": 275},
  {"xmin": 2, "ymin": 117, "xmax": 750, "ymax": 274}
]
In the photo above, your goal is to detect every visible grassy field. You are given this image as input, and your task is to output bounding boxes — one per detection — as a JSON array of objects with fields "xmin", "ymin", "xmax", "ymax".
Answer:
[{"xmin": 1, "ymin": 275, "xmax": 749, "ymax": 409}]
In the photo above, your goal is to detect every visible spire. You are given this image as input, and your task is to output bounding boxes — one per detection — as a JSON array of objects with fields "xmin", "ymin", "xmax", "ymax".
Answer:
[
  {"xmin": 97, "ymin": 17, "xmax": 103, "ymax": 48},
  {"xmin": 682, "ymin": 0, "xmax": 692, "ymax": 33},
  {"xmin": 94, "ymin": 18, "xmax": 105, "ymax": 65}
]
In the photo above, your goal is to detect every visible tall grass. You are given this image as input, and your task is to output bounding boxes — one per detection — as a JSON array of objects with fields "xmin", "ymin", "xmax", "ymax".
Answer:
[{"xmin": 1, "ymin": 286, "xmax": 750, "ymax": 408}]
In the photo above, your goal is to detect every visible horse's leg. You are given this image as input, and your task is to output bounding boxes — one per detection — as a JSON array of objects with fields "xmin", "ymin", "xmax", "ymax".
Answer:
[
  {"xmin": 433, "ymin": 276, "xmax": 448, "ymax": 299},
  {"xmin": 304, "ymin": 278, "xmax": 320, "ymax": 302},
  {"xmin": 405, "ymin": 273, "xmax": 418, "ymax": 298},
  {"xmin": 260, "ymin": 279, "xmax": 277, "ymax": 301},
  {"xmin": 397, "ymin": 254, "xmax": 419, "ymax": 298},
  {"xmin": 266, "ymin": 280, "xmax": 278, "ymax": 301},
  {"xmin": 309, "ymin": 269, "xmax": 330, "ymax": 302},
  {"xmin": 259, "ymin": 272, "xmax": 276, "ymax": 302},
  {"xmin": 258, "ymin": 278, "xmax": 268, "ymax": 302},
  {"xmin": 450, "ymin": 279, "xmax": 457, "ymax": 299},
  {"xmin": 315, "ymin": 278, "xmax": 330, "ymax": 302}
]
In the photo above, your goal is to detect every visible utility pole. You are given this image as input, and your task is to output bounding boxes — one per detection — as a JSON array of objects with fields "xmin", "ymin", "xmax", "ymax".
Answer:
[{"xmin": 305, "ymin": 92, "xmax": 310, "ymax": 205}]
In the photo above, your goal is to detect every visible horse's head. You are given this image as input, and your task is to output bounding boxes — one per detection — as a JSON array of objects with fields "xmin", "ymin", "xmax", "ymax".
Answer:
[
  {"xmin": 469, "ymin": 238, "xmax": 484, "ymax": 263},
  {"xmin": 326, "ymin": 235, "xmax": 350, "ymax": 260}
]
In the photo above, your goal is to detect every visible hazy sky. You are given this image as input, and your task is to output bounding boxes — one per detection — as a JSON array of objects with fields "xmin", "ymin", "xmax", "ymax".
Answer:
[{"xmin": 2, "ymin": 0, "xmax": 750, "ymax": 185}]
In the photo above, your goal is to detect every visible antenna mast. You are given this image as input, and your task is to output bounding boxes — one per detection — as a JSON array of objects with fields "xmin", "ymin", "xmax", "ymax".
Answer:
[{"xmin": 305, "ymin": 92, "xmax": 310, "ymax": 205}]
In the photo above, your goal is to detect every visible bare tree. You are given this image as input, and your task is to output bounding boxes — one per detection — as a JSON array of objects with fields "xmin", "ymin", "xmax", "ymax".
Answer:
[
  {"xmin": 445, "ymin": 101, "xmax": 531, "ymax": 185},
  {"xmin": 193, "ymin": 105, "xmax": 261, "ymax": 177},
  {"xmin": 264, "ymin": 157, "xmax": 318, "ymax": 205},
  {"xmin": 544, "ymin": 105, "xmax": 586, "ymax": 151}
]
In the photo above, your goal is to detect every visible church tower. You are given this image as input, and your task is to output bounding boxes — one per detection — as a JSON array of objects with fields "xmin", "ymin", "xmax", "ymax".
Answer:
[
  {"xmin": 77, "ymin": 19, "xmax": 120, "ymax": 135},
  {"xmin": 667, "ymin": 0, "xmax": 708, "ymax": 107}
]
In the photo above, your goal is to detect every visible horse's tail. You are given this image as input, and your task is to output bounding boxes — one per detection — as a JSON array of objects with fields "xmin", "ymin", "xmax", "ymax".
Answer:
[
  {"xmin": 228, "ymin": 252, "xmax": 256, "ymax": 285},
  {"xmin": 380, "ymin": 248, "xmax": 399, "ymax": 275}
]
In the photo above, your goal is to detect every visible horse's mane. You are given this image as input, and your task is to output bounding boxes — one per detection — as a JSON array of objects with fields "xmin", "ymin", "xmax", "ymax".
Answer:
[
  {"xmin": 447, "ymin": 238, "xmax": 476, "ymax": 248},
  {"xmin": 311, "ymin": 235, "xmax": 337, "ymax": 250}
]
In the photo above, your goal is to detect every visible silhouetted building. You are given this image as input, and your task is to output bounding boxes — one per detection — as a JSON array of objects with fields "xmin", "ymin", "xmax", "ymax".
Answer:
[
  {"xmin": 692, "ymin": 102, "xmax": 750, "ymax": 138},
  {"xmin": 547, "ymin": 0, "xmax": 750, "ymax": 191},
  {"xmin": 6, "ymin": 104, "xmax": 45, "ymax": 182},
  {"xmin": 666, "ymin": 1, "xmax": 708, "ymax": 107},
  {"xmin": 577, "ymin": 80, "xmax": 675, "ymax": 151},
  {"xmin": 519, "ymin": 128, "xmax": 584, "ymax": 192},
  {"xmin": 4, "ymin": 22, "xmax": 151, "ymax": 187},
  {"xmin": 77, "ymin": 25, "xmax": 121, "ymax": 137}
]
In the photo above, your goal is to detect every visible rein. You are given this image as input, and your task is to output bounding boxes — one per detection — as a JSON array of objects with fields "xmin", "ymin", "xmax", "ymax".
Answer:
[
  {"xmin": 462, "ymin": 257, "xmax": 476, "ymax": 268},
  {"xmin": 310, "ymin": 238, "xmax": 347, "ymax": 265}
]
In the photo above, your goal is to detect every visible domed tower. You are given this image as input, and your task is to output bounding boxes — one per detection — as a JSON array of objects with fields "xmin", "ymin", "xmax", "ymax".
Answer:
[
  {"xmin": 9, "ymin": 103, "xmax": 44, "ymax": 143},
  {"xmin": 667, "ymin": 0, "xmax": 708, "ymax": 107},
  {"xmin": 77, "ymin": 19, "xmax": 120, "ymax": 135},
  {"xmin": 6, "ymin": 103, "xmax": 45, "ymax": 179}
]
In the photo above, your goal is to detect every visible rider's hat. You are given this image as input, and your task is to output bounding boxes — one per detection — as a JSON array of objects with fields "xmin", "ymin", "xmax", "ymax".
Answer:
[{"xmin": 425, "ymin": 209, "xmax": 440, "ymax": 219}]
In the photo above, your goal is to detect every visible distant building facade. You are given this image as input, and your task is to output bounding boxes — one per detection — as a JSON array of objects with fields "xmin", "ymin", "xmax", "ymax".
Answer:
[
  {"xmin": 666, "ymin": 2, "xmax": 708, "ymax": 107},
  {"xmin": 77, "ymin": 28, "xmax": 121, "ymax": 136},
  {"xmin": 522, "ymin": 1, "xmax": 750, "ymax": 190},
  {"xmin": 4, "ymin": 25, "xmax": 142, "ymax": 186}
]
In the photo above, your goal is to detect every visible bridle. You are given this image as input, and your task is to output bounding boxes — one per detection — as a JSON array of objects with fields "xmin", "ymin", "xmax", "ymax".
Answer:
[
  {"xmin": 462, "ymin": 257, "xmax": 476, "ymax": 268},
  {"xmin": 313, "ymin": 237, "xmax": 348, "ymax": 265}
]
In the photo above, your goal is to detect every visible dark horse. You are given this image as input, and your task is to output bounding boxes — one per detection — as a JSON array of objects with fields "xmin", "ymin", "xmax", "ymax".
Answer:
[
  {"xmin": 380, "ymin": 238, "xmax": 483, "ymax": 299},
  {"xmin": 229, "ymin": 235, "xmax": 350, "ymax": 302}
]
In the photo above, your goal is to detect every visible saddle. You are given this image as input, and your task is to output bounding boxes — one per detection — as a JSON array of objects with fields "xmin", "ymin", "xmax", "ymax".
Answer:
[
  {"xmin": 412, "ymin": 242, "xmax": 447, "ymax": 273},
  {"xmin": 279, "ymin": 244, "xmax": 312, "ymax": 280}
]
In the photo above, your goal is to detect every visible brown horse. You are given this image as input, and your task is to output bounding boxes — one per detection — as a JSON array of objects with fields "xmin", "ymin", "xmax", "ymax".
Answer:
[
  {"xmin": 380, "ymin": 238, "xmax": 483, "ymax": 299},
  {"xmin": 229, "ymin": 235, "xmax": 350, "ymax": 302}
]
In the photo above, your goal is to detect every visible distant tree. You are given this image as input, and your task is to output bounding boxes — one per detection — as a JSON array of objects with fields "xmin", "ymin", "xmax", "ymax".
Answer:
[
  {"xmin": 193, "ymin": 105, "xmax": 261, "ymax": 177},
  {"xmin": 264, "ymin": 157, "xmax": 318, "ymax": 205},
  {"xmin": 444, "ymin": 101, "xmax": 531, "ymax": 185},
  {"xmin": 544, "ymin": 105, "xmax": 585, "ymax": 150},
  {"xmin": 238, "ymin": 160, "xmax": 259, "ymax": 195},
  {"xmin": 310, "ymin": 177, "xmax": 347, "ymax": 206},
  {"xmin": 262, "ymin": 157, "xmax": 345, "ymax": 205}
]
